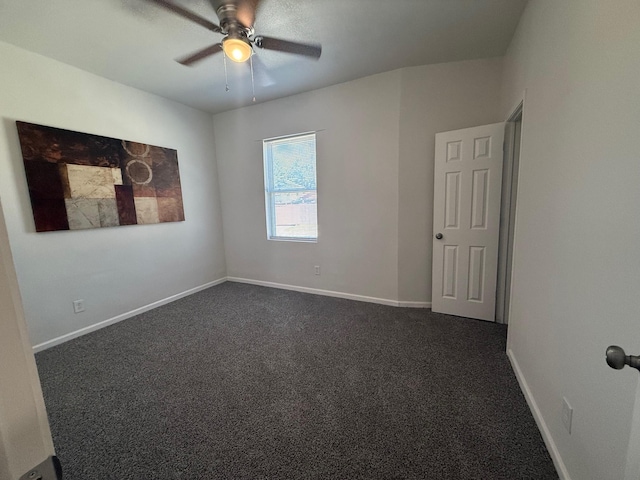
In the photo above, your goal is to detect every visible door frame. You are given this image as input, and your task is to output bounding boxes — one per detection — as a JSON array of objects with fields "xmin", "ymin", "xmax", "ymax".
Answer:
[
  {"xmin": 0, "ymin": 196, "xmax": 55, "ymax": 478},
  {"xmin": 496, "ymin": 99, "xmax": 524, "ymax": 324}
]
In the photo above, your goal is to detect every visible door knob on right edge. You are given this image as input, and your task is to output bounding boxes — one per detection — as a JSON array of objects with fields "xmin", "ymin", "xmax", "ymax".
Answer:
[
  {"xmin": 606, "ymin": 346, "xmax": 640, "ymax": 372},
  {"xmin": 435, "ymin": 233, "xmax": 443, "ymax": 240}
]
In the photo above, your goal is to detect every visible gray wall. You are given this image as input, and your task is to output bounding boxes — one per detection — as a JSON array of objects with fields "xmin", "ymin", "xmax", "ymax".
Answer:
[
  {"xmin": 397, "ymin": 59, "xmax": 502, "ymax": 302},
  {"xmin": 501, "ymin": 1, "xmax": 640, "ymax": 478},
  {"xmin": 215, "ymin": 70, "xmax": 402, "ymax": 301},
  {"xmin": 214, "ymin": 58, "xmax": 502, "ymax": 304},
  {"xmin": 0, "ymin": 41, "xmax": 227, "ymax": 347}
]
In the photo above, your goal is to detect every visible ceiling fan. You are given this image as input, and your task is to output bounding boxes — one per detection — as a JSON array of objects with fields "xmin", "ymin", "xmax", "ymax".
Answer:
[{"xmin": 147, "ymin": 0, "xmax": 322, "ymax": 66}]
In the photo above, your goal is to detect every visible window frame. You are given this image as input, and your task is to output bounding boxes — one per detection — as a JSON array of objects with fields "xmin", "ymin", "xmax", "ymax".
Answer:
[{"xmin": 263, "ymin": 132, "xmax": 318, "ymax": 242}]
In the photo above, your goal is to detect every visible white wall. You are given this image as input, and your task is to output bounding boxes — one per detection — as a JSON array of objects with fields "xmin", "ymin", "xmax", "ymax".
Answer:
[
  {"xmin": 214, "ymin": 59, "xmax": 502, "ymax": 304},
  {"xmin": 0, "ymin": 41, "xmax": 227, "ymax": 347},
  {"xmin": 214, "ymin": 70, "xmax": 402, "ymax": 301},
  {"xmin": 501, "ymin": 1, "xmax": 640, "ymax": 479},
  {"xmin": 397, "ymin": 59, "xmax": 502, "ymax": 302}
]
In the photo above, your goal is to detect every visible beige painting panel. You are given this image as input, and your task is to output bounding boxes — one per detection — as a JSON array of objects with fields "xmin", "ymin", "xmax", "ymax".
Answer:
[
  {"xmin": 65, "ymin": 164, "xmax": 117, "ymax": 199},
  {"xmin": 111, "ymin": 168, "xmax": 123, "ymax": 185},
  {"xmin": 134, "ymin": 197, "xmax": 159, "ymax": 224},
  {"xmin": 65, "ymin": 198, "xmax": 100, "ymax": 230},
  {"xmin": 98, "ymin": 199, "xmax": 120, "ymax": 228}
]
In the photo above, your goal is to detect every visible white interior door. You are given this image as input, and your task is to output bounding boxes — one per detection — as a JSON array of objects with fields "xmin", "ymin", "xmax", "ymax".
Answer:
[
  {"xmin": 0, "ymin": 198, "xmax": 56, "ymax": 479},
  {"xmin": 431, "ymin": 123, "xmax": 505, "ymax": 321},
  {"xmin": 625, "ymin": 376, "xmax": 640, "ymax": 480}
]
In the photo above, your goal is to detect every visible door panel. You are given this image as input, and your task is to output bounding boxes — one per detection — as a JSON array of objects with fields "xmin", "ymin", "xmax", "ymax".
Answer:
[
  {"xmin": 468, "ymin": 246, "xmax": 486, "ymax": 302},
  {"xmin": 432, "ymin": 123, "xmax": 504, "ymax": 321},
  {"xmin": 624, "ymin": 377, "xmax": 640, "ymax": 480},
  {"xmin": 471, "ymin": 169, "xmax": 489, "ymax": 229},
  {"xmin": 442, "ymin": 245, "xmax": 458, "ymax": 298},
  {"xmin": 444, "ymin": 172, "xmax": 460, "ymax": 228}
]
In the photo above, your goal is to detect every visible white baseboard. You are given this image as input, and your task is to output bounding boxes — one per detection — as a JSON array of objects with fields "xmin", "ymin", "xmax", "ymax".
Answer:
[
  {"xmin": 33, "ymin": 277, "xmax": 431, "ymax": 353},
  {"xmin": 32, "ymin": 277, "xmax": 227, "ymax": 353},
  {"xmin": 507, "ymin": 348, "xmax": 571, "ymax": 480},
  {"xmin": 397, "ymin": 300, "xmax": 431, "ymax": 308},
  {"xmin": 227, "ymin": 277, "xmax": 431, "ymax": 309}
]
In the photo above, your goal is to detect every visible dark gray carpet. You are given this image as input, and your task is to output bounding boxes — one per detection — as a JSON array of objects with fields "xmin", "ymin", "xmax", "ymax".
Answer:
[{"xmin": 36, "ymin": 282, "xmax": 557, "ymax": 479}]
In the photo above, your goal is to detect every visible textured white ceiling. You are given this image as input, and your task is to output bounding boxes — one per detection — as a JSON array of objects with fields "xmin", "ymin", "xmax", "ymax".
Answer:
[{"xmin": 0, "ymin": 0, "xmax": 527, "ymax": 113}]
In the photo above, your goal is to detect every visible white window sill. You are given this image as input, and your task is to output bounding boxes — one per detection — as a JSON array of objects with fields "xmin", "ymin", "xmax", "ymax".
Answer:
[{"xmin": 267, "ymin": 236, "xmax": 317, "ymax": 243}]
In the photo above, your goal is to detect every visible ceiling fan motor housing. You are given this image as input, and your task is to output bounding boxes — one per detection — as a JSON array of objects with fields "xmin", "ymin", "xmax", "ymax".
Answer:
[
  {"xmin": 217, "ymin": 3, "xmax": 249, "ymax": 34},
  {"xmin": 216, "ymin": 3, "xmax": 253, "ymax": 63}
]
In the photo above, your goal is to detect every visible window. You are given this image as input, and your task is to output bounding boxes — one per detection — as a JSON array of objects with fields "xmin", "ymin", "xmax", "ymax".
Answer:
[{"xmin": 263, "ymin": 133, "xmax": 317, "ymax": 241}]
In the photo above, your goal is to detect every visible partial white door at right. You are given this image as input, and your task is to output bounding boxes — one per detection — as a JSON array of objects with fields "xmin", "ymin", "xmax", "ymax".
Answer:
[
  {"xmin": 625, "ymin": 376, "xmax": 640, "ymax": 480},
  {"xmin": 431, "ymin": 123, "xmax": 504, "ymax": 321}
]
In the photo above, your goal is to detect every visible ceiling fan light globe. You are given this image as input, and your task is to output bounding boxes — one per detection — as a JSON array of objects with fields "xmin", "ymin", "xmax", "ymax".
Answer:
[{"xmin": 223, "ymin": 37, "xmax": 252, "ymax": 63}]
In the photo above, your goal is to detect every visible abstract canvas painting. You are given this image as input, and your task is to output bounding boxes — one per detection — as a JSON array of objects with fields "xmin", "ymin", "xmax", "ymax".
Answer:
[{"xmin": 16, "ymin": 122, "xmax": 184, "ymax": 232}]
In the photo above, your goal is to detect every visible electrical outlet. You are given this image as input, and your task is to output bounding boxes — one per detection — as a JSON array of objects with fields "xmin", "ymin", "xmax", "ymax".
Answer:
[
  {"xmin": 72, "ymin": 299, "xmax": 85, "ymax": 314},
  {"xmin": 562, "ymin": 397, "xmax": 573, "ymax": 434},
  {"xmin": 314, "ymin": 265, "xmax": 320, "ymax": 275}
]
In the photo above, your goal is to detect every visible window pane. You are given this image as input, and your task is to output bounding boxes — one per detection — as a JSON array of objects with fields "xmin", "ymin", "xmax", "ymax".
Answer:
[
  {"xmin": 273, "ymin": 191, "xmax": 317, "ymax": 238},
  {"xmin": 271, "ymin": 138, "xmax": 316, "ymax": 191},
  {"xmin": 264, "ymin": 133, "xmax": 317, "ymax": 241}
]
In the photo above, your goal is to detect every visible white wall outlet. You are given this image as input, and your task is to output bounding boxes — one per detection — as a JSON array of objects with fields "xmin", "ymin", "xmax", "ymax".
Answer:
[
  {"xmin": 562, "ymin": 397, "xmax": 573, "ymax": 434},
  {"xmin": 72, "ymin": 299, "xmax": 85, "ymax": 314},
  {"xmin": 314, "ymin": 265, "xmax": 320, "ymax": 275}
]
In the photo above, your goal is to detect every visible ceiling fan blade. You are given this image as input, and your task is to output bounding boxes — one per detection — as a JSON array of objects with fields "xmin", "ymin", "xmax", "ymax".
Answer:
[
  {"xmin": 147, "ymin": 0, "xmax": 222, "ymax": 33},
  {"xmin": 254, "ymin": 36, "xmax": 322, "ymax": 59},
  {"xmin": 236, "ymin": 0, "xmax": 262, "ymax": 28},
  {"xmin": 177, "ymin": 43, "xmax": 223, "ymax": 66}
]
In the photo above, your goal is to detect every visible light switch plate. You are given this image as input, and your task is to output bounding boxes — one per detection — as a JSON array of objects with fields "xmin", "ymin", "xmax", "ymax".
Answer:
[{"xmin": 73, "ymin": 299, "xmax": 85, "ymax": 313}]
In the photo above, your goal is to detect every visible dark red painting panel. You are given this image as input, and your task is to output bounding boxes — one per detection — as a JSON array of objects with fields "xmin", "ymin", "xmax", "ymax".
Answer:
[
  {"xmin": 126, "ymin": 156, "xmax": 157, "ymax": 198},
  {"xmin": 23, "ymin": 161, "xmax": 66, "ymax": 200},
  {"xmin": 17, "ymin": 121, "xmax": 123, "ymax": 168},
  {"xmin": 152, "ymin": 148, "xmax": 183, "ymax": 197},
  {"xmin": 30, "ymin": 199, "xmax": 69, "ymax": 232},
  {"xmin": 115, "ymin": 185, "xmax": 137, "ymax": 226}
]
